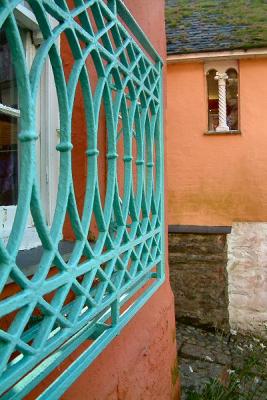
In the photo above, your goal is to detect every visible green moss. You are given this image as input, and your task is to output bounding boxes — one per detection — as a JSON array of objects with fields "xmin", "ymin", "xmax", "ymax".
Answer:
[
  {"xmin": 172, "ymin": 328, "xmax": 176, "ymax": 343},
  {"xmin": 171, "ymin": 359, "xmax": 179, "ymax": 386},
  {"xmin": 166, "ymin": 0, "xmax": 267, "ymax": 52}
]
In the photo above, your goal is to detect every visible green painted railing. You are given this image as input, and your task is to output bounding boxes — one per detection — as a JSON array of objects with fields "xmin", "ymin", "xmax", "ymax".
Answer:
[{"xmin": 0, "ymin": 1, "xmax": 164, "ymax": 398}]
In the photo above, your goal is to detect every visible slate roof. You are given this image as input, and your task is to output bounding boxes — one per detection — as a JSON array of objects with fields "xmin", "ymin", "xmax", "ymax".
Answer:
[{"xmin": 166, "ymin": 0, "xmax": 267, "ymax": 55}]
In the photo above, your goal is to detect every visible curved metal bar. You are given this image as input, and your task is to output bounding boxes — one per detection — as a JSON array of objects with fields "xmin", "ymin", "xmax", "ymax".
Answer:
[{"xmin": 0, "ymin": 1, "xmax": 164, "ymax": 398}]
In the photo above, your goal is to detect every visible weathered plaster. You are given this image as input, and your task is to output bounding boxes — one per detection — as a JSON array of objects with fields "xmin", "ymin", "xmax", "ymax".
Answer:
[
  {"xmin": 227, "ymin": 223, "xmax": 267, "ymax": 336},
  {"xmin": 24, "ymin": 0, "xmax": 179, "ymax": 398},
  {"xmin": 167, "ymin": 58, "xmax": 267, "ymax": 226}
]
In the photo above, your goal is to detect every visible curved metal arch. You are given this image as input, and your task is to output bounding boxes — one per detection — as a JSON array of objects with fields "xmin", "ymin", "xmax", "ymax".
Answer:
[{"xmin": 0, "ymin": 1, "xmax": 164, "ymax": 398}]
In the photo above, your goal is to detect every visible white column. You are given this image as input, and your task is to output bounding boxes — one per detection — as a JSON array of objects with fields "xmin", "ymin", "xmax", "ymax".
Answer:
[{"xmin": 215, "ymin": 72, "xmax": 229, "ymax": 132}]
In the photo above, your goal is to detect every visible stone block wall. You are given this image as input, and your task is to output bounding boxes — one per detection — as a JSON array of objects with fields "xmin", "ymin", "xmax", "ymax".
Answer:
[
  {"xmin": 227, "ymin": 223, "xmax": 267, "ymax": 336},
  {"xmin": 169, "ymin": 233, "xmax": 229, "ymax": 331}
]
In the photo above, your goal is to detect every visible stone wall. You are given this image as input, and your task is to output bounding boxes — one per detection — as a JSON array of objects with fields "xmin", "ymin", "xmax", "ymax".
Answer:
[
  {"xmin": 227, "ymin": 223, "xmax": 267, "ymax": 336},
  {"xmin": 169, "ymin": 233, "xmax": 229, "ymax": 331}
]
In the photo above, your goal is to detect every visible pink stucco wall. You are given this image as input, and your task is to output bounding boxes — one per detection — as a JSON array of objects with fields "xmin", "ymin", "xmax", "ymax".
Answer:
[
  {"xmin": 65, "ymin": 2, "xmax": 179, "ymax": 398},
  {"xmin": 27, "ymin": 1, "xmax": 178, "ymax": 399},
  {"xmin": 167, "ymin": 58, "xmax": 267, "ymax": 226}
]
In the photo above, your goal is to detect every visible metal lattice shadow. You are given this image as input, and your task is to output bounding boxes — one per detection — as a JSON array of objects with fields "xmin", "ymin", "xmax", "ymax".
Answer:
[{"xmin": 0, "ymin": 1, "xmax": 164, "ymax": 398}]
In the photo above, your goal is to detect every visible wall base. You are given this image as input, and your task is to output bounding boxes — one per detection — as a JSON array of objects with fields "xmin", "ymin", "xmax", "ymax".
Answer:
[
  {"xmin": 228, "ymin": 222, "xmax": 267, "ymax": 337},
  {"xmin": 169, "ymin": 233, "xmax": 229, "ymax": 331}
]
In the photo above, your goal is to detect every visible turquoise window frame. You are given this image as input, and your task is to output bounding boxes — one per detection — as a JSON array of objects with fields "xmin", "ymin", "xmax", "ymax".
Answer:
[{"xmin": 0, "ymin": 1, "xmax": 165, "ymax": 399}]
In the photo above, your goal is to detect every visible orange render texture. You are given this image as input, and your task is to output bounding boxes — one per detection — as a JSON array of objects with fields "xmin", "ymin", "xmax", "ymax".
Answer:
[
  {"xmin": 26, "ymin": 0, "xmax": 179, "ymax": 399},
  {"xmin": 167, "ymin": 59, "xmax": 267, "ymax": 226}
]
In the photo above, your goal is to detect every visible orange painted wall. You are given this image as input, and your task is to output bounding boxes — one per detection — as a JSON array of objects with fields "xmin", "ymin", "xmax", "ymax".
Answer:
[
  {"xmin": 28, "ymin": 1, "xmax": 178, "ymax": 400},
  {"xmin": 167, "ymin": 58, "xmax": 267, "ymax": 226},
  {"xmin": 64, "ymin": 1, "xmax": 179, "ymax": 398}
]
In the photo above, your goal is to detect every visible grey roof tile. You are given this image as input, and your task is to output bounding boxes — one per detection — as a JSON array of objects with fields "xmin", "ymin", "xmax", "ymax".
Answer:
[{"xmin": 166, "ymin": 0, "xmax": 267, "ymax": 55}]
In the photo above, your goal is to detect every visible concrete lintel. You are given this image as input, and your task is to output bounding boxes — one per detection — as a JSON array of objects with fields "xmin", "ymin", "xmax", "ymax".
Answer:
[
  {"xmin": 167, "ymin": 48, "xmax": 267, "ymax": 64},
  {"xmin": 168, "ymin": 225, "xmax": 232, "ymax": 234}
]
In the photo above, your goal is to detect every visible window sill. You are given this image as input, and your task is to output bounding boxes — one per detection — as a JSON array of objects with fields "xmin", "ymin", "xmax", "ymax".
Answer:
[
  {"xmin": 204, "ymin": 130, "xmax": 241, "ymax": 136},
  {"xmin": 7, "ymin": 240, "xmax": 75, "ymax": 283}
]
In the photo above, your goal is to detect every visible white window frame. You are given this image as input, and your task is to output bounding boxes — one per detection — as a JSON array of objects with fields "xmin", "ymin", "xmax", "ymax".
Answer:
[
  {"xmin": 205, "ymin": 60, "xmax": 239, "ymax": 133},
  {"xmin": 0, "ymin": 4, "xmax": 59, "ymax": 250}
]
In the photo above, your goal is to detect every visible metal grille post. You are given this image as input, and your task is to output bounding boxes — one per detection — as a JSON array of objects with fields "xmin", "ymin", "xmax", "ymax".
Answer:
[{"xmin": 0, "ymin": 1, "xmax": 164, "ymax": 398}]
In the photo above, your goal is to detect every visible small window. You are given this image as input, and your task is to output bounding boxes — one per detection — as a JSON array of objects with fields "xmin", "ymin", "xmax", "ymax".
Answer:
[
  {"xmin": 0, "ymin": 29, "xmax": 19, "ymax": 206},
  {"xmin": 0, "ymin": 5, "xmax": 59, "ymax": 249},
  {"xmin": 226, "ymin": 68, "xmax": 238, "ymax": 131},
  {"xmin": 205, "ymin": 62, "xmax": 239, "ymax": 133},
  {"xmin": 207, "ymin": 69, "xmax": 219, "ymax": 131}
]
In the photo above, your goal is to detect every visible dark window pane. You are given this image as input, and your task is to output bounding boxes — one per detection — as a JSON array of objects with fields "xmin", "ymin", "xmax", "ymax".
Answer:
[
  {"xmin": 0, "ymin": 29, "xmax": 19, "ymax": 206},
  {"xmin": 0, "ymin": 30, "xmax": 18, "ymax": 109},
  {"xmin": 226, "ymin": 68, "xmax": 238, "ymax": 130},
  {"xmin": 0, "ymin": 114, "xmax": 18, "ymax": 205},
  {"xmin": 207, "ymin": 69, "xmax": 218, "ymax": 131}
]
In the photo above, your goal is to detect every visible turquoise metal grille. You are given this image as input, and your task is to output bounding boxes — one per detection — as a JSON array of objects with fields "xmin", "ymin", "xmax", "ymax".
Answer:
[{"xmin": 0, "ymin": 1, "xmax": 164, "ymax": 398}]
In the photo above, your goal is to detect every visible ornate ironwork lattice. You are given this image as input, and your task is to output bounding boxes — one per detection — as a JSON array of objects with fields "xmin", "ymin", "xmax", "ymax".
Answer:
[{"xmin": 0, "ymin": 1, "xmax": 164, "ymax": 398}]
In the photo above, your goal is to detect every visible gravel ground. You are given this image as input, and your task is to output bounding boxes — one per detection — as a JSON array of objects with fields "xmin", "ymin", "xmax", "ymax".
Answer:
[{"xmin": 177, "ymin": 323, "xmax": 267, "ymax": 399}]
